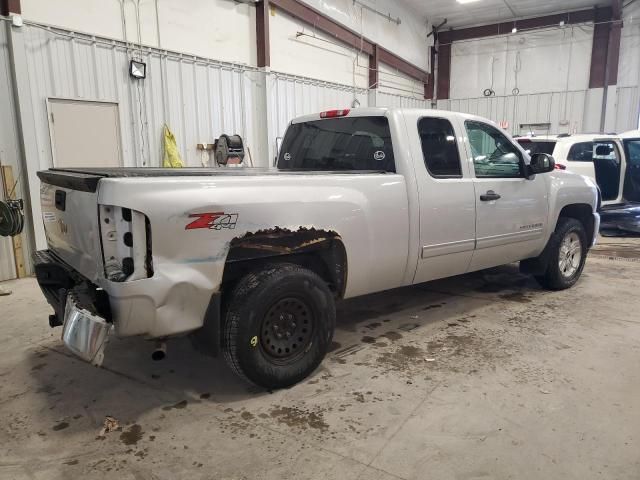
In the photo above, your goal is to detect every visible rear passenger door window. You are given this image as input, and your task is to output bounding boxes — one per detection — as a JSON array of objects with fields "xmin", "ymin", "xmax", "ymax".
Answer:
[
  {"xmin": 567, "ymin": 142, "xmax": 594, "ymax": 162},
  {"xmin": 465, "ymin": 121, "xmax": 522, "ymax": 178},
  {"xmin": 418, "ymin": 117, "xmax": 462, "ymax": 178}
]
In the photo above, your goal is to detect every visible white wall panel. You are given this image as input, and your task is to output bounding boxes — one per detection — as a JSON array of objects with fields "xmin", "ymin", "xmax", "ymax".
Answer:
[
  {"xmin": 438, "ymin": 90, "xmax": 588, "ymax": 135},
  {"xmin": 438, "ymin": 86, "xmax": 639, "ymax": 136},
  {"xmin": 377, "ymin": 91, "xmax": 430, "ymax": 109},
  {"xmin": 266, "ymin": 71, "xmax": 368, "ymax": 162},
  {"xmin": 269, "ymin": 10, "xmax": 369, "ymax": 89},
  {"xmin": 299, "ymin": 0, "xmax": 430, "ymax": 71},
  {"xmin": 18, "ymin": 23, "xmax": 262, "ymax": 172},
  {"xmin": 20, "ymin": 0, "xmax": 256, "ymax": 66},
  {"xmin": 619, "ymin": 2, "xmax": 640, "ymax": 89},
  {"xmin": 0, "ymin": 20, "xmax": 33, "ymax": 279},
  {"xmin": 450, "ymin": 26, "xmax": 594, "ymax": 99},
  {"xmin": 615, "ymin": 86, "xmax": 640, "ymax": 133}
]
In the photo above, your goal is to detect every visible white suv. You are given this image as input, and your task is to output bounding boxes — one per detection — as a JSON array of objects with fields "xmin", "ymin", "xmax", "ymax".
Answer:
[{"xmin": 516, "ymin": 134, "xmax": 625, "ymax": 206}]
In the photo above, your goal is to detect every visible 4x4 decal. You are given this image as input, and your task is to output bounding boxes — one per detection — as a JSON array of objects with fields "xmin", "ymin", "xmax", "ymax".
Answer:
[{"xmin": 185, "ymin": 212, "xmax": 238, "ymax": 230}]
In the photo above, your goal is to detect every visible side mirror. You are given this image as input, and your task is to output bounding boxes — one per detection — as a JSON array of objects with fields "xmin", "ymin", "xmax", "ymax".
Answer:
[
  {"xmin": 595, "ymin": 144, "xmax": 613, "ymax": 156},
  {"xmin": 528, "ymin": 153, "xmax": 555, "ymax": 175}
]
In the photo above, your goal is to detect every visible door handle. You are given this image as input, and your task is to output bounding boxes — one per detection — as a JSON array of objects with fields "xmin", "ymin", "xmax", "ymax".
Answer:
[{"xmin": 480, "ymin": 190, "xmax": 501, "ymax": 201}]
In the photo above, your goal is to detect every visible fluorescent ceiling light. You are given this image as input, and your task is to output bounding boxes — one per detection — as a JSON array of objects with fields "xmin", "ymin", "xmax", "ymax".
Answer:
[{"xmin": 457, "ymin": 0, "xmax": 481, "ymax": 4}]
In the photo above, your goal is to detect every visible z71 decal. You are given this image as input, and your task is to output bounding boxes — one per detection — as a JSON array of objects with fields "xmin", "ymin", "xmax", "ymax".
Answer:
[{"xmin": 185, "ymin": 212, "xmax": 238, "ymax": 231}]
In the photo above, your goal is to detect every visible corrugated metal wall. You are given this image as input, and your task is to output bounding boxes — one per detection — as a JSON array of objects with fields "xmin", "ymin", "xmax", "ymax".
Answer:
[
  {"xmin": 438, "ymin": 87, "xmax": 639, "ymax": 135},
  {"xmin": 19, "ymin": 23, "xmax": 263, "ymax": 170},
  {"xmin": 266, "ymin": 71, "xmax": 369, "ymax": 161},
  {"xmin": 614, "ymin": 86, "xmax": 640, "ymax": 133},
  {"xmin": 377, "ymin": 91, "xmax": 431, "ymax": 109},
  {"xmin": 1, "ymin": 20, "xmax": 30, "ymax": 281}
]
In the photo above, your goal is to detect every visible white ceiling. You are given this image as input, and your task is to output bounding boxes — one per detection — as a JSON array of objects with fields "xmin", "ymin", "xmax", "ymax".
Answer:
[{"xmin": 400, "ymin": 0, "xmax": 612, "ymax": 29}]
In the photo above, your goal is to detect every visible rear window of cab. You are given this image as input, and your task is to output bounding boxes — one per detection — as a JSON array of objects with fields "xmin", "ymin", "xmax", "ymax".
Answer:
[{"xmin": 277, "ymin": 117, "xmax": 395, "ymax": 172}]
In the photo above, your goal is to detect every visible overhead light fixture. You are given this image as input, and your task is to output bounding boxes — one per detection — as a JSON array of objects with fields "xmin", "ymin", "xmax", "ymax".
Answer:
[
  {"xmin": 129, "ymin": 59, "xmax": 146, "ymax": 79},
  {"xmin": 559, "ymin": 20, "xmax": 566, "ymax": 26},
  {"xmin": 456, "ymin": 0, "xmax": 481, "ymax": 3},
  {"xmin": 512, "ymin": 27, "xmax": 518, "ymax": 33}
]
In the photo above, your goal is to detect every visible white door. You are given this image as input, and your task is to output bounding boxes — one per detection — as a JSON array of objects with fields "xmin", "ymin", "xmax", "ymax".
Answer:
[
  {"xmin": 561, "ymin": 141, "xmax": 597, "ymax": 179},
  {"xmin": 464, "ymin": 120, "xmax": 549, "ymax": 272},
  {"xmin": 410, "ymin": 115, "xmax": 477, "ymax": 284},
  {"xmin": 593, "ymin": 139, "xmax": 625, "ymax": 205},
  {"xmin": 48, "ymin": 99, "xmax": 122, "ymax": 168}
]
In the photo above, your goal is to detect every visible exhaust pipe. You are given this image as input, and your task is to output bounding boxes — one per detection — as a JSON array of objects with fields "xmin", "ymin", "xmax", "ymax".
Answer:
[{"xmin": 151, "ymin": 341, "xmax": 166, "ymax": 361}]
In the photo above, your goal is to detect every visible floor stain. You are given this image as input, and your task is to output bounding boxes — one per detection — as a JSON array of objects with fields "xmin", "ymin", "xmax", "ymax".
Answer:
[
  {"xmin": 120, "ymin": 424, "xmax": 144, "ymax": 445},
  {"xmin": 241, "ymin": 411, "xmax": 255, "ymax": 421},
  {"xmin": 269, "ymin": 406, "xmax": 329, "ymax": 432},
  {"xmin": 382, "ymin": 331, "xmax": 403, "ymax": 341},
  {"xmin": 500, "ymin": 292, "xmax": 533, "ymax": 303},
  {"xmin": 162, "ymin": 400, "xmax": 188, "ymax": 411},
  {"xmin": 63, "ymin": 459, "xmax": 78, "ymax": 466},
  {"xmin": 361, "ymin": 336, "xmax": 377, "ymax": 344},
  {"xmin": 52, "ymin": 422, "xmax": 69, "ymax": 431}
]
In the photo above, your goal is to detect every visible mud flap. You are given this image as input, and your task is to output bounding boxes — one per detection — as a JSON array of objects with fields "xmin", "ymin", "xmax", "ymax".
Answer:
[{"xmin": 519, "ymin": 231, "xmax": 557, "ymax": 276}]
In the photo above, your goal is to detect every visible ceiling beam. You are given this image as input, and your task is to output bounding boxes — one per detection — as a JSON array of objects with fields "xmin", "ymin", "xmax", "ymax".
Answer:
[
  {"xmin": 439, "ymin": 8, "xmax": 604, "ymax": 44},
  {"xmin": 270, "ymin": 0, "xmax": 374, "ymax": 55}
]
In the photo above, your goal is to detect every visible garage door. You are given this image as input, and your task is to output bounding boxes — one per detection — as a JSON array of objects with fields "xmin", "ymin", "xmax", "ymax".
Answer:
[{"xmin": 48, "ymin": 99, "xmax": 122, "ymax": 168}]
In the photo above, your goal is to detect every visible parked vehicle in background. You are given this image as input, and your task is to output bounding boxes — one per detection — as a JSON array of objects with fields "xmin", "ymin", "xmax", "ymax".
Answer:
[
  {"xmin": 516, "ymin": 134, "xmax": 628, "ymax": 206},
  {"xmin": 33, "ymin": 108, "xmax": 599, "ymax": 389},
  {"xmin": 620, "ymin": 130, "xmax": 640, "ymax": 203},
  {"xmin": 599, "ymin": 130, "xmax": 640, "ymax": 235}
]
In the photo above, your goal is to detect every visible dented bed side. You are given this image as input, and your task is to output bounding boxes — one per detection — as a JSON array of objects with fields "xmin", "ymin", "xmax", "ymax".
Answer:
[{"xmin": 93, "ymin": 173, "xmax": 411, "ymax": 338}]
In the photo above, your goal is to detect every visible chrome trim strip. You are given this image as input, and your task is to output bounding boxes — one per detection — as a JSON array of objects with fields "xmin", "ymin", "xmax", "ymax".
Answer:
[
  {"xmin": 422, "ymin": 238, "xmax": 476, "ymax": 259},
  {"xmin": 476, "ymin": 228, "xmax": 544, "ymax": 250}
]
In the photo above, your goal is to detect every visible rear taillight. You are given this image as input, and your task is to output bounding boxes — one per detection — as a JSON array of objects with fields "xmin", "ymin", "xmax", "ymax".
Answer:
[
  {"xmin": 555, "ymin": 163, "xmax": 567, "ymax": 170},
  {"xmin": 320, "ymin": 109, "xmax": 350, "ymax": 118},
  {"xmin": 99, "ymin": 205, "xmax": 153, "ymax": 282}
]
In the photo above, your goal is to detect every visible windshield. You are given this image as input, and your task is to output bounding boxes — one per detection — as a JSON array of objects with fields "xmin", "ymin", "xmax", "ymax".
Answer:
[{"xmin": 277, "ymin": 117, "xmax": 395, "ymax": 172}]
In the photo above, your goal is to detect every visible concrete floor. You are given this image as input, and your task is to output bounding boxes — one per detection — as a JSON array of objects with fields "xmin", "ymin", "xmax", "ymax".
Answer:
[{"xmin": 1, "ymin": 237, "xmax": 639, "ymax": 480}]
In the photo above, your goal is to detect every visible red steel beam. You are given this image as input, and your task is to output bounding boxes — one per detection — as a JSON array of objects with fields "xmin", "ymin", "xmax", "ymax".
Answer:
[
  {"xmin": 439, "ymin": 8, "xmax": 602, "ymax": 44},
  {"xmin": 1, "ymin": 0, "xmax": 21, "ymax": 16},
  {"xmin": 270, "ymin": 0, "xmax": 374, "ymax": 55},
  {"xmin": 589, "ymin": 6, "xmax": 619, "ymax": 88},
  {"xmin": 606, "ymin": 0, "xmax": 623, "ymax": 86},
  {"xmin": 256, "ymin": 0, "xmax": 270, "ymax": 67},
  {"xmin": 436, "ymin": 42, "xmax": 451, "ymax": 100},
  {"xmin": 369, "ymin": 44, "xmax": 379, "ymax": 89}
]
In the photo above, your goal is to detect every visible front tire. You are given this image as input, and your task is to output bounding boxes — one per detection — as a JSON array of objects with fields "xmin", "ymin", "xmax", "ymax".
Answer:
[
  {"xmin": 223, "ymin": 263, "xmax": 335, "ymax": 389},
  {"xmin": 535, "ymin": 217, "xmax": 588, "ymax": 290}
]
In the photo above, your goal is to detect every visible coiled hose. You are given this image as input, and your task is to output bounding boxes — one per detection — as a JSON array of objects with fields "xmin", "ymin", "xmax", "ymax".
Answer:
[{"xmin": 0, "ymin": 199, "xmax": 24, "ymax": 237}]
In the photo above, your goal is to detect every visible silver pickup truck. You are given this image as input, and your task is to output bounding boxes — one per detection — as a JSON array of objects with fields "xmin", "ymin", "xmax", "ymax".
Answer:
[{"xmin": 33, "ymin": 108, "xmax": 599, "ymax": 388}]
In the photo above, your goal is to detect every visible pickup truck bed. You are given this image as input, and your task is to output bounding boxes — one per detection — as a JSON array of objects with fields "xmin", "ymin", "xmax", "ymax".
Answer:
[{"xmin": 38, "ymin": 168, "xmax": 388, "ymax": 192}]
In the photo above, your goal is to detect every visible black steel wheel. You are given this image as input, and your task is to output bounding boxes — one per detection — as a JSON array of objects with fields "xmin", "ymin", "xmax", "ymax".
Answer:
[
  {"xmin": 223, "ymin": 263, "xmax": 335, "ymax": 389},
  {"xmin": 260, "ymin": 297, "xmax": 314, "ymax": 363}
]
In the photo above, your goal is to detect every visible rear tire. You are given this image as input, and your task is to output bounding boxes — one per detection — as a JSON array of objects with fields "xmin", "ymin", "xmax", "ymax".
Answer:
[
  {"xmin": 223, "ymin": 263, "xmax": 335, "ymax": 389},
  {"xmin": 534, "ymin": 217, "xmax": 587, "ymax": 290}
]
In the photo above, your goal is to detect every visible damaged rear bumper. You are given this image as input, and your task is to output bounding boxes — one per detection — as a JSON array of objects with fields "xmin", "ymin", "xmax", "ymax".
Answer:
[{"xmin": 62, "ymin": 290, "xmax": 112, "ymax": 366}]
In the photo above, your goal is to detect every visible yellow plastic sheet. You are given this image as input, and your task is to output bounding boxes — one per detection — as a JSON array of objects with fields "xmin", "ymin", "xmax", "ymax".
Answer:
[{"xmin": 162, "ymin": 124, "xmax": 184, "ymax": 168}]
